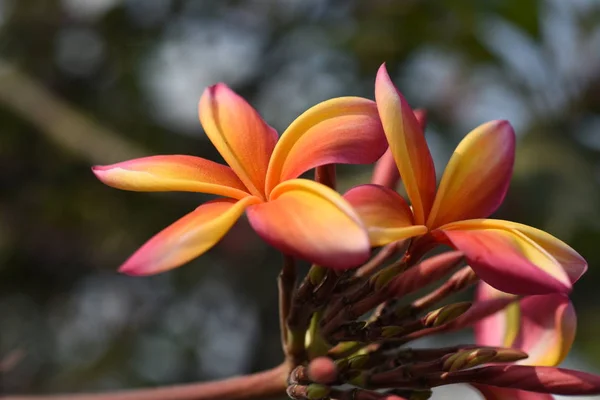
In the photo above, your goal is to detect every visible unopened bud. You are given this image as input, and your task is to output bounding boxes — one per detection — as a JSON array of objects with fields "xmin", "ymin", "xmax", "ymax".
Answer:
[
  {"xmin": 382, "ymin": 325, "xmax": 405, "ymax": 338},
  {"xmin": 345, "ymin": 370, "xmax": 367, "ymax": 387},
  {"xmin": 389, "ymin": 251, "xmax": 464, "ymax": 298},
  {"xmin": 347, "ymin": 354, "xmax": 370, "ymax": 370},
  {"xmin": 424, "ymin": 302, "xmax": 472, "ymax": 327},
  {"xmin": 334, "ymin": 358, "xmax": 350, "ymax": 372},
  {"xmin": 372, "ymin": 263, "xmax": 405, "ymax": 291},
  {"xmin": 492, "ymin": 348, "xmax": 529, "ymax": 363},
  {"xmin": 306, "ymin": 384, "xmax": 330, "ymax": 400},
  {"xmin": 289, "ymin": 366, "xmax": 310, "ymax": 385},
  {"xmin": 287, "ymin": 384, "xmax": 307, "ymax": 400},
  {"xmin": 308, "ymin": 357, "xmax": 338, "ymax": 384},
  {"xmin": 443, "ymin": 348, "xmax": 497, "ymax": 372},
  {"xmin": 463, "ymin": 351, "xmax": 498, "ymax": 370},
  {"xmin": 308, "ymin": 265, "xmax": 327, "ymax": 285}
]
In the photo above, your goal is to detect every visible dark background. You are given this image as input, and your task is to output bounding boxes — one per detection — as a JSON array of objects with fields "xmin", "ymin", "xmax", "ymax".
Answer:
[{"xmin": 1, "ymin": 0, "xmax": 600, "ymax": 396}]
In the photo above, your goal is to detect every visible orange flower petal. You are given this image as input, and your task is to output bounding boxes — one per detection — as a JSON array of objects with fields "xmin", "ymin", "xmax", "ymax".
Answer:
[
  {"xmin": 438, "ymin": 225, "xmax": 572, "ymax": 295},
  {"xmin": 344, "ymin": 184, "xmax": 427, "ymax": 247},
  {"xmin": 247, "ymin": 179, "xmax": 370, "ymax": 270},
  {"xmin": 265, "ymin": 97, "xmax": 386, "ymax": 194},
  {"xmin": 119, "ymin": 196, "xmax": 260, "ymax": 276},
  {"xmin": 426, "ymin": 120, "xmax": 515, "ymax": 229},
  {"xmin": 92, "ymin": 155, "xmax": 250, "ymax": 199},
  {"xmin": 515, "ymin": 294, "xmax": 576, "ymax": 366},
  {"xmin": 375, "ymin": 64, "xmax": 436, "ymax": 225},
  {"xmin": 442, "ymin": 219, "xmax": 587, "ymax": 284},
  {"xmin": 371, "ymin": 109, "xmax": 427, "ymax": 190},
  {"xmin": 199, "ymin": 83, "xmax": 278, "ymax": 199},
  {"xmin": 475, "ymin": 282, "xmax": 577, "ymax": 367},
  {"xmin": 92, "ymin": 155, "xmax": 248, "ymax": 199}
]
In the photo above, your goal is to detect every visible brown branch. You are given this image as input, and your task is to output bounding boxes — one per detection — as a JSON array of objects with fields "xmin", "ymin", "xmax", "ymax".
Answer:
[
  {"xmin": 315, "ymin": 164, "xmax": 336, "ymax": 189},
  {"xmin": 411, "ymin": 266, "xmax": 478, "ymax": 312},
  {"xmin": 279, "ymin": 255, "xmax": 297, "ymax": 359},
  {"xmin": 0, "ymin": 62, "xmax": 145, "ymax": 164},
  {"xmin": 1, "ymin": 364, "xmax": 289, "ymax": 400},
  {"xmin": 355, "ymin": 241, "xmax": 405, "ymax": 279}
]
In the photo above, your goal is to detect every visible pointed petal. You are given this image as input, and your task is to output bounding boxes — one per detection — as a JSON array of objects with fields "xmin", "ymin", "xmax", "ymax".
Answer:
[
  {"xmin": 475, "ymin": 282, "xmax": 576, "ymax": 368},
  {"xmin": 370, "ymin": 109, "xmax": 428, "ymax": 190},
  {"xmin": 247, "ymin": 179, "xmax": 370, "ymax": 270},
  {"xmin": 442, "ymin": 219, "xmax": 587, "ymax": 284},
  {"xmin": 92, "ymin": 155, "xmax": 250, "ymax": 199},
  {"xmin": 343, "ymin": 184, "xmax": 427, "ymax": 247},
  {"xmin": 199, "ymin": 83, "xmax": 278, "ymax": 198},
  {"xmin": 427, "ymin": 120, "xmax": 515, "ymax": 228},
  {"xmin": 265, "ymin": 97, "xmax": 386, "ymax": 193},
  {"xmin": 473, "ymin": 384, "xmax": 555, "ymax": 400},
  {"xmin": 514, "ymin": 294, "xmax": 576, "ymax": 366},
  {"xmin": 375, "ymin": 64, "xmax": 436, "ymax": 225},
  {"xmin": 119, "ymin": 196, "xmax": 260, "ymax": 276},
  {"xmin": 437, "ymin": 222, "xmax": 572, "ymax": 295}
]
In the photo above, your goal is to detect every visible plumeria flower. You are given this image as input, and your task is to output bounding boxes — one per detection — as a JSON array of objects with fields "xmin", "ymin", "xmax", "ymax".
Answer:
[
  {"xmin": 93, "ymin": 84, "xmax": 387, "ymax": 275},
  {"xmin": 343, "ymin": 64, "xmax": 587, "ymax": 295},
  {"xmin": 472, "ymin": 282, "xmax": 576, "ymax": 399}
]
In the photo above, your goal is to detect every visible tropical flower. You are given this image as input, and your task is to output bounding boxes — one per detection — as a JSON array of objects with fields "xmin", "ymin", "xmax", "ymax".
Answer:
[
  {"xmin": 472, "ymin": 282, "xmax": 577, "ymax": 399},
  {"xmin": 343, "ymin": 64, "xmax": 587, "ymax": 295},
  {"xmin": 93, "ymin": 83, "xmax": 387, "ymax": 275}
]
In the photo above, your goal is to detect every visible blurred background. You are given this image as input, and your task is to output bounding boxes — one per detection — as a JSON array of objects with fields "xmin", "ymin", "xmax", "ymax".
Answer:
[{"xmin": 1, "ymin": 0, "xmax": 600, "ymax": 397}]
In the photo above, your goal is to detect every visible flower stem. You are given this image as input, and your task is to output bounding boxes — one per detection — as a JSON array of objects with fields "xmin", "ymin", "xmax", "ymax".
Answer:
[
  {"xmin": 279, "ymin": 254, "xmax": 297, "ymax": 359},
  {"xmin": 1, "ymin": 364, "xmax": 289, "ymax": 400}
]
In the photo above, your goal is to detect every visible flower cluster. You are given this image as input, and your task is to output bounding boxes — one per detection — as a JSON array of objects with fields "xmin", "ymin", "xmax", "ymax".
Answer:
[{"xmin": 93, "ymin": 64, "xmax": 599, "ymax": 399}]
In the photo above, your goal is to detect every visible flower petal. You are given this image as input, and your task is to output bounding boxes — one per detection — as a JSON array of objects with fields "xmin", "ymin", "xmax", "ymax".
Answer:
[
  {"xmin": 92, "ymin": 155, "xmax": 250, "ymax": 199},
  {"xmin": 437, "ymin": 225, "xmax": 572, "ymax": 295},
  {"xmin": 442, "ymin": 219, "xmax": 587, "ymax": 284},
  {"xmin": 370, "ymin": 148, "xmax": 398, "ymax": 189},
  {"xmin": 247, "ymin": 179, "xmax": 370, "ymax": 269},
  {"xmin": 119, "ymin": 196, "xmax": 260, "ymax": 276},
  {"xmin": 375, "ymin": 64, "xmax": 436, "ymax": 225},
  {"xmin": 199, "ymin": 83, "xmax": 278, "ymax": 199},
  {"xmin": 474, "ymin": 283, "xmax": 520, "ymax": 349},
  {"xmin": 371, "ymin": 109, "xmax": 428, "ymax": 190},
  {"xmin": 475, "ymin": 283, "xmax": 576, "ymax": 368},
  {"xmin": 344, "ymin": 184, "xmax": 427, "ymax": 247},
  {"xmin": 426, "ymin": 120, "xmax": 515, "ymax": 229},
  {"xmin": 514, "ymin": 294, "xmax": 576, "ymax": 366},
  {"xmin": 265, "ymin": 97, "xmax": 386, "ymax": 194},
  {"xmin": 473, "ymin": 384, "xmax": 555, "ymax": 400}
]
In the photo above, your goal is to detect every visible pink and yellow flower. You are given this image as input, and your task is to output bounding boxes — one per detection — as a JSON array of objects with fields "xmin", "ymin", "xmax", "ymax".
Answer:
[
  {"xmin": 93, "ymin": 84, "xmax": 387, "ymax": 275},
  {"xmin": 344, "ymin": 64, "xmax": 587, "ymax": 295},
  {"xmin": 472, "ymin": 282, "xmax": 577, "ymax": 399}
]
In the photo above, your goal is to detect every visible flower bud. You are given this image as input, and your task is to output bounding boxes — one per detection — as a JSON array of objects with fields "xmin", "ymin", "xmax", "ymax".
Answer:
[{"xmin": 424, "ymin": 302, "xmax": 472, "ymax": 327}]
